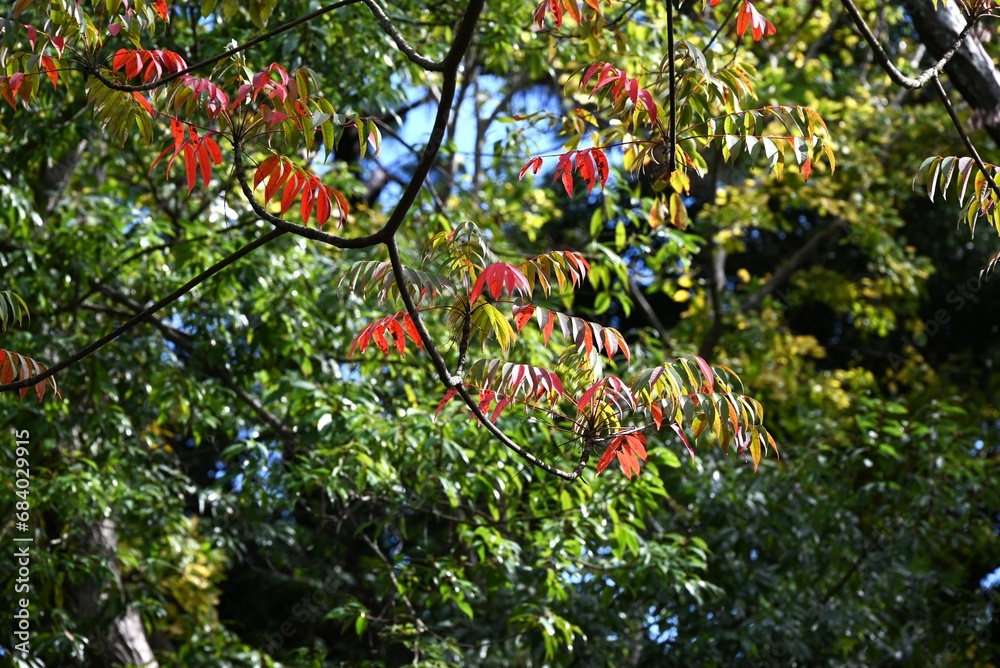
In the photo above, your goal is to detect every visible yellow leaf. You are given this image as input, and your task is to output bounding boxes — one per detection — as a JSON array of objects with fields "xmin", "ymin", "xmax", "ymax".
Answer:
[{"xmin": 672, "ymin": 289, "xmax": 690, "ymax": 302}]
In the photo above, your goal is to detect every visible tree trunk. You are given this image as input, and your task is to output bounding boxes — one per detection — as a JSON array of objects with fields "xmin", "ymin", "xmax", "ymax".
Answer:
[{"xmin": 64, "ymin": 516, "xmax": 159, "ymax": 666}]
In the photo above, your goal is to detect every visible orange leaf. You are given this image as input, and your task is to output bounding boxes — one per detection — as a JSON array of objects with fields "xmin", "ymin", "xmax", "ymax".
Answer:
[
  {"xmin": 0, "ymin": 78, "xmax": 17, "ymax": 108},
  {"xmin": 280, "ymin": 172, "xmax": 302, "ymax": 214},
  {"xmin": 513, "ymin": 304, "xmax": 535, "ymax": 331},
  {"xmin": 265, "ymin": 161, "xmax": 292, "ymax": 203},
  {"xmin": 254, "ymin": 155, "xmax": 279, "ymax": 189},
  {"xmin": 300, "ymin": 180, "xmax": 316, "ymax": 223},
  {"xmin": 331, "ymin": 188, "xmax": 350, "ymax": 226},
  {"xmin": 196, "ymin": 142, "xmax": 212, "ymax": 187},
  {"xmin": 562, "ymin": 0, "xmax": 581, "ymax": 23},
  {"xmin": 315, "ymin": 187, "xmax": 331, "ymax": 226},
  {"xmin": 40, "ymin": 55, "xmax": 58, "ymax": 88},
  {"xmin": 549, "ymin": 0, "xmax": 563, "ymax": 27}
]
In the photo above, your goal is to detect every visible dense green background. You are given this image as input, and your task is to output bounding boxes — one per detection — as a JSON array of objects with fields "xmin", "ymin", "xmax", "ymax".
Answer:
[{"xmin": 1, "ymin": 0, "xmax": 998, "ymax": 665}]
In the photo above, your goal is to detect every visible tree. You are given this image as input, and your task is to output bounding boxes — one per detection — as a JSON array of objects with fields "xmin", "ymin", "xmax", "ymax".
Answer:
[{"xmin": 1, "ymin": 0, "xmax": 997, "ymax": 666}]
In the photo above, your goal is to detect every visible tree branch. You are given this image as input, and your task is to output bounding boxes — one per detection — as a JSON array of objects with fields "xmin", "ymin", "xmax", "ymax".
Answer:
[
  {"xmin": 86, "ymin": 0, "xmax": 362, "ymax": 92},
  {"xmin": 932, "ymin": 75, "xmax": 1000, "ymax": 202},
  {"xmin": 95, "ymin": 283, "xmax": 300, "ymax": 446},
  {"xmin": 840, "ymin": 0, "xmax": 986, "ymax": 90},
  {"xmin": 698, "ymin": 220, "xmax": 847, "ymax": 362},
  {"xmin": 0, "ymin": 229, "xmax": 285, "ymax": 394}
]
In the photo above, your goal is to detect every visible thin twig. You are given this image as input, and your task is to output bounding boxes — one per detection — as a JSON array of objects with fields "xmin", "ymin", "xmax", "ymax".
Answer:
[
  {"xmin": 87, "ymin": 0, "xmax": 362, "ymax": 92},
  {"xmin": 840, "ymin": 0, "xmax": 986, "ymax": 90},
  {"xmin": 933, "ymin": 75, "xmax": 1000, "ymax": 202},
  {"xmin": 0, "ymin": 229, "xmax": 285, "ymax": 393}
]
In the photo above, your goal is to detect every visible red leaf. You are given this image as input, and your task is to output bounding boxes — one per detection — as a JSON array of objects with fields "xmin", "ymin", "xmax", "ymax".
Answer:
[
  {"xmin": 300, "ymin": 180, "xmax": 316, "ymax": 223},
  {"xmin": 132, "ymin": 91, "xmax": 154, "ymax": 116},
  {"xmin": 576, "ymin": 380, "xmax": 604, "ymax": 412},
  {"xmin": 266, "ymin": 161, "xmax": 292, "ymax": 203},
  {"xmin": 549, "ymin": 0, "xmax": 563, "ymax": 27},
  {"xmin": 490, "ymin": 395, "xmax": 512, "ymax": 423},
  {"xmin": 540, "ymin": 309, "xmax": 555, "ymax": 344},
  {"xmin": 331, "ymin": 188, "xmax": 350, "ymax": 226},
  {"xmin": 8, "ymin": 72, "xmax": 24, "ymax": 96},
  {"xmin": 737, "ymin": 1, "xmax": 775, "ymax": 41},
  {"xmin": 532, "ymin": 0, "xmax": 547, "ymax": 28},
  {"xmin": 153, "ymin": 0, "xmax": 169, "ymax": 21},
  {"xmin": 519, "ymin": 156, "xmax": 544, "ymax": 180},
  {"xmin": 582, "ymin": 62, "xmax": 603, "ymax": 88},
  {"xmin": 126, "ymin": 52, "xmax": 142, "ymax": 80},
  {"xmin": 40, "ymin": 56, "xmax": 59, "ymax": 88},
  {"xmin": 626, "ymin": 77, "xmax": 639, "ymax": 105},
  {"xmin": 561, "ymin": 166, "xmax": 575, "ymax": 196},
  {"xmin": 693, "ymin": 356, "xmax": 715, "ymax": 392},
  {"xmin": 576, "ymin": 151, "xmax": 597, "ymax": 193},
  {"xmin": 0, "ymin": 350, "xmax": 12, "ymax": 385},
  {"xmin": 183, "ymin": 142, "xmax": 196, "ymax": 194},
  {"xmin": 372, "ymin": 323, "xmax": 389, "ymax": 354},
  {"xmin": 254, "ymin": 155, "xmax": 279, "ymax": 189},
  {"xmin": 280, "ymin": 172, "xmax": 302, "ymax": 214},
  {"xmin": 204, "ymin": 135, "xmax": 222, "ymax": 164},
  {"xmin": 0, "ymin": 79, "xmax": 16, "ymax": 108},
  {"xmin": 387, "ymin": 318, "xmax": 406, "ymax": 354},
  {"xmin": 113, "ymin": 48, "xmax": 130, "ymax": 72},
  {"xmin": 596, "ymin": 441, "xmax": 617, "ymax": 475},
  {"xmin": 469, "ymin": 262, "xmax": 531, "ymax": 303},
  {"xmin": 513, "ymin": 304, "xmax": 535, "ymax": 331},
  {"xmin": 434, "ymin": 387, "xmax": 460, "ymax": 421},
  {"xmin": 196, "ymin": 142, "xmax": 212, "ymax": 187},
  {"xmin": 671, "ymin": 423, "xmax": 696, "ymax": 460},
  {"xmin": 50, "ymin": 36, "xmax": 65, "ymax": 57},
  {"xmin": 553, "ymin": 152, "xmax": 576, "ymax": 197},
  {"xmin": 402, "ymin": 313, "xmax": 423, "ymax": 349},
  {"xmin": 802, "ymin": 157, "xmax": 812, "ymax": 180},
  {"xmin": 650, "ymin": 403, "xmax": 663, "ymax": 430},
  {"xmin": 315, "ymin": 187, "xmax": 331, "ymax": 226},
  {"xmin": 26, "ymin": 25, "xmax": 37, "ymax": 50},
  {"xmin": 149, "ymin": 145, "xmax": 174, "ymax": 176},
  {"xmin": 596, "ymin": 432, "xmax": 648, "ymax": 479},
  {"xmin": 637, "ymin": 88, "xmax": 658, "ymax": 125},
  {"xmin": 109, "ymin": 23, "xmax": 121, "ymax": 37},
  {"xmin": 159, "ymin": 50, "xmax": 187, "ymax": 73},
  {"xmin": 591, "ymin": 148, "xmax": 609, "ymax": 187},
  {"xmin": 143, "ymin": 57, "xmax": 162, "ymax": 83},
  {"xmin": 170, "ymin": 118, "xmax": 185, "ymax": 148}
]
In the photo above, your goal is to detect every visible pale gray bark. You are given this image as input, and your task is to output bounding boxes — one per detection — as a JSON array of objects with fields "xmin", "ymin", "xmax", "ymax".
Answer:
[{"xmin": 66, "ymin": 517, "xmax": 159, "ymax": 667}]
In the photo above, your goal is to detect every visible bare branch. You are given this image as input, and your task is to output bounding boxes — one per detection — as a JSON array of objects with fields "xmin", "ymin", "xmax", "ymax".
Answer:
[{"xmin": 840, "ymin": 0, "xmax": 985, "ymax": 90}]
